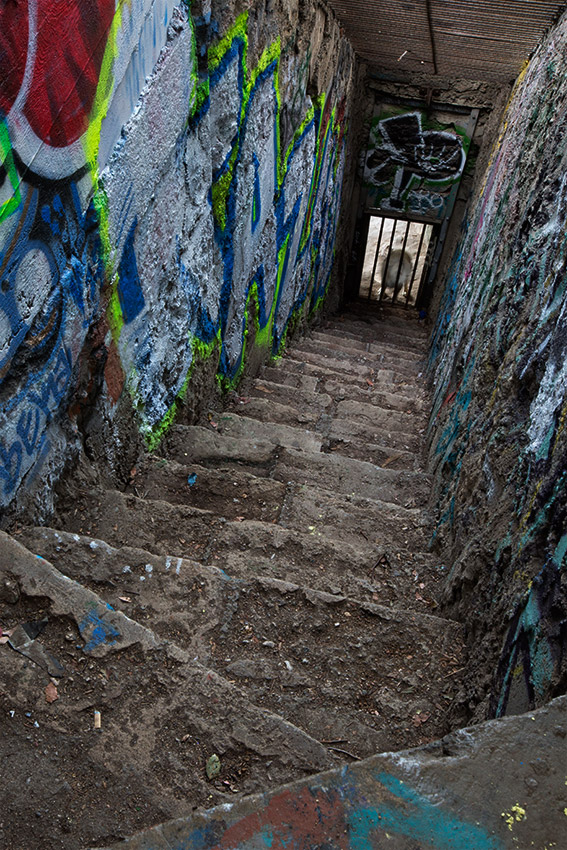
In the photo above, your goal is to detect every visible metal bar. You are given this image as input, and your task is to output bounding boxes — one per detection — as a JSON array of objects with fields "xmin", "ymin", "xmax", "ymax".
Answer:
[
  {"xmin": 368, "ymin": 216, "xmax": 386, "ymax": 301},
  {"xmin": 379, "ymin": 220, "xmax": 398, "ymax": 303},
  {"xmin": 406, "ymin": 224, "xmax": 428, "ymax": 307},
  {"xmin": 393, "ymin": 220, "xmax": 411, "ymax": 305},
  {"xmin": 417, "ymin": 223, "xmax": 442, "ymax": 307}
]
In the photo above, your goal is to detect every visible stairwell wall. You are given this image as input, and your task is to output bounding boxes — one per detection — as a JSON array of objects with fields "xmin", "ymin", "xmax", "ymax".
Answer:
[
  {"xmin": 0, "ymin": 1, "xmax": 361, "ymax": 521},
  {"xmin": 428, "ymin": 12, "xmax": 567, "ymax": 718}
]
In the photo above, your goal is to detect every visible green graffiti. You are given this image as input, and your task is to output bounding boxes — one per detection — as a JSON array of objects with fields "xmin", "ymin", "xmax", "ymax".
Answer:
[{"xmin": 0, "ymin": 121, "xmax": 21, "ymax": 223}]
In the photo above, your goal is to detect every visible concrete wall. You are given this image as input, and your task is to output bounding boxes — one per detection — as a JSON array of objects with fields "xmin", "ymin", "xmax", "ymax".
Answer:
[
  {"xmin": 428, "ymin": 14, "xmax": 567, "ymax": 718},
  {"xmin": 0, "ymin": 0, "xmax": 359, "ymax": 519}
]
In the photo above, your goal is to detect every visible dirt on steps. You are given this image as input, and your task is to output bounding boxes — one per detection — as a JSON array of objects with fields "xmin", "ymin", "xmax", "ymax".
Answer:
[
  {"xmin": 0, "ymin": 306, "xmax": 468, "ymax": 850},
  {"xmin": 0, "ymin": 532, "xmax": 336, "ymax": 850},
  {"xmin": 17, "ymin": 527, "xmax": 465, "ymax": 761}
]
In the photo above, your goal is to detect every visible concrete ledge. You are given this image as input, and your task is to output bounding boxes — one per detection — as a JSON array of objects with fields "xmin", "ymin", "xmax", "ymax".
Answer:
[{"xmin": 92, "ymin": 695, "xmax": 567, "ymax": 849}]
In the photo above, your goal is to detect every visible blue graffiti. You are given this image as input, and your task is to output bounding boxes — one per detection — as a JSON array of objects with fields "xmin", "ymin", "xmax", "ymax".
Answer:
[
  {"xmin": 79, "ymin": 607, "xmax": 121, "ymax": 653},
  {"xmin": 117, "ymin": 217, "xmax": 145, "ymax": 324},
  {"xmin": 349, "ymin": 772, "xmax": 503, "ymax": 850}
]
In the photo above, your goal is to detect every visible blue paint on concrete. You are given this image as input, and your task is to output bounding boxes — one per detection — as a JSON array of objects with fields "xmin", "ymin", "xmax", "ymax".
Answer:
[
  {"xmin": 348, "ymin": 772, "xmax": 503, "ymax": 850},
  {"xmin": 79, "ymin": 609, "xmax": 121, "ymax": 653},
  {"xmin": 117, "ymin": 218, "xmax": 145, "ymax": 324}
]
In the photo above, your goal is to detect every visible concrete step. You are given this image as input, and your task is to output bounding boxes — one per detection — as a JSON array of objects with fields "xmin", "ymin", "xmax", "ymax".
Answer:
[
  {"xmin": 279, "ymin": 353, "xmax": 392, "ymax": 383},
  {"xmin": 257, "ymin": 368, "xmax": 320, "ymax": 392},
  {"xmin": 221, "ymin": 397, "xmax": 423, "ymax": 453},
  {"xmin": 164, "ymin": 426, "xmax": 430, "ymax": 502},
  {"xmin": 0, "ymin": 531, "xmax": 337, "ymax": 848},
  {"xmin": 326, "ymin": 317, "xmax": 427, "ymax": 351},
  {"xmin": 162, "ymin": 424, "xmax": 278, "ymax": 475},
  {"xmin": 131, "ymin": 454, "xmax": 432, "ymax": 559},
  {"xmin": 251, "ymin": 375, "xmax": 426, "ymax": 416},
  {"xmin": 220, "ymin": 397, "xmax": 327, "ymax": 431},
  {"xmin": 261, "ymin": 358, "xmax": 394, "ymax": 387},
  {"xmin": 319, "ymin": 378, "xmax": 427, "ymax": 414},
  {"xmin": 209, "ymin": 411, "xmax": 323, "ymax": 453},
  {"xmin": 311, "ymin": 329, "xmax": 425, "ymax": 362},
  {"xmin": 52, "ymin": 487, "xmax": 433, "ymax": 606},
  {"xmin": 322, "ymin": 436, "xmax": 418, "ymax": 470},
  {"xmin": 127, "ymin": 456, "xmax": 286, "ymax": 523},
  {"xmin": 327, "ymin": 413, "xmax": 423, "ymax": 456},
  {"xmin": 20, "ymin": 528, "xmax": 464, "ymax": 761},
  {"xmin": 289, "ymin": 345, "xmax": 421, "ymax": 382},
  {"xmin": 279, "ymin": 481, "xmax": 431, "ymax": 553},
  {"xmin": 271, "ymin": 446, "xmax": 431, "ymax": 506},
  {"xmin": 247, "ymin": 379, "xmax": 333, "ymax": 415},
  {"xmin": 202, "ymin": 411, "xmax": 422, "ymax": 468},
  {"xmin": 294, "ymin": 338, "xmax": 423, "ymax": 376},
  {"xmin": 341, "ymin": 301, "xmax": 429, "ymax": 336}
]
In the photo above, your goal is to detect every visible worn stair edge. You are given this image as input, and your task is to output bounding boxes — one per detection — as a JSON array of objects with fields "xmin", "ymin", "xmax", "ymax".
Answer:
[
  {"xmin": 310, "ymin": 329, "xmax": 425, "ymax": 361},
  {"xmin": 293, "ymin": 340, "xmax": 425, "ymax": 374},
  {"xmin": 17, "ymin": 527, "xmax": 459, "ymax": 634},
  {"xmin": 0, "ymin": 530, "xmax": 338, "ymax": 770},
  {"xmin": 163, "ymin": 427, "xmax": 432, "ymax": 505},
  {"xmin": 130, "ymin": 453, "xmax": 428, "ymax": 529},
  {"xmin": 90, "ymin": 695, "xmax": 567, "ymax": 850},
  {"xmin": 251, "ymin": 376, "xmax": 427, "ymax": 415}
]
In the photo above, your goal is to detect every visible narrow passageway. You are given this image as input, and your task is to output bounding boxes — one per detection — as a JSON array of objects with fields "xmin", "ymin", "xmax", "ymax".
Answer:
[
  {"xmin": 1, "ymin": 0, "xmax": 567, "ymax": 847},
  {"xmin": 1, "ymin": 303, "xmax": 468, "ymax": 847}
]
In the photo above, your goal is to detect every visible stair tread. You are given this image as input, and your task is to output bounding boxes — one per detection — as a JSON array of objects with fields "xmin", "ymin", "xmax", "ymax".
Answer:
[
  {"xmin": 311, "ymin": 329, "xmax": 426, "ymax": 361},
  {"xmin": 126, "ymin": 452, "xmax": 430, "ymax": 543},
  {"xmin": 128, "ymin": 456, "xmax": 286, "ymax": 522},
  {"xmin": 53, "ymin": 485, "xmax": 436, "ymax": 606},
  {"xmin": 209, "ymin": 411, "xmax": 324, "ymax": 453},
  {"xmin": 251, "ymin": 375, "xmax": 426, "ymax": 414},
  {"xmin": 294, "ymin": 338, "xmax": 424, "ymax": 373},
  {"xmin": 20, "ymin": 527, "xmax": 464, "ymax": 760}
]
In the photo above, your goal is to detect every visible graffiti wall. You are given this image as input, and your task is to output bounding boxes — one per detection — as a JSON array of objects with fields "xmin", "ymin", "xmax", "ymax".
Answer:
[
  {"xmin": 0, "ymin": 1, "xmax": 357, "ymax": 513},
  {"xmin": 363, "ymin": 103, "xmax": 474, "ymax": 222},
  {"xmin": 428, "ymin": 12, "xmax": 567, "ymax": 716}
]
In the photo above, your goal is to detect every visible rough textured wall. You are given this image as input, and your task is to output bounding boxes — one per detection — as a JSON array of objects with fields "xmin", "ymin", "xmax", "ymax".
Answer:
[
  {"xmin": 428, "ymin": 16, "xmax": 567, "ymax": 718},
  {"xmin": 0, "ymin": 0, "xmax": 358, "ymax": 519}
]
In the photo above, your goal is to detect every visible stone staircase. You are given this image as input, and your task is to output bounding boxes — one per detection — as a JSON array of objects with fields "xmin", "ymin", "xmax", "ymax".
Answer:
[{"xmin": 1, "ymin": 304, "xmax": 468, "ymax": 850}]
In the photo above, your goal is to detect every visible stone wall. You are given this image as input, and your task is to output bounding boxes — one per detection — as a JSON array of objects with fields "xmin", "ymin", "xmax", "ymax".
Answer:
[
  {"xmin": 428, "ymin": 14, "xmax": 567, "ymax": 718},
  {"xmin": 0, "ymin": 0, "xmax": 360, "ymax": 520}
]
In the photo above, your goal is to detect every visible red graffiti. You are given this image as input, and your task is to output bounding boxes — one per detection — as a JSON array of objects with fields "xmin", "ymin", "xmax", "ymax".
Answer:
[
  {"xmin": 212, "ymin": 786, "xmax": 349, "ymax": 850},
  {"xmin": 0, "ymin": 0, "xmax": 115, "ymax": 148}
]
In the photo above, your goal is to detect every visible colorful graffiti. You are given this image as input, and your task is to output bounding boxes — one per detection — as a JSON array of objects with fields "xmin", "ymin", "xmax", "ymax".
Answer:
[
  {"xmin": 0, "ymin": 2, "xmax": 351, "ymax": 505},
  {"xmin": 363, "ymin": 105, "xmax": 472, "ymax": 222},
  {"xmin": 427, "ymin": 15, "xmax": 567, "ymax": 713},
  {"xmin": 116, "ymin": 764, "xmax": 512, "ymax": 850}
]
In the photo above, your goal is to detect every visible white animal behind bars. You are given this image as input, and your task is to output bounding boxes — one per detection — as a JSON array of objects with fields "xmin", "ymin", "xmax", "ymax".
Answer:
[{"xmin": 380, "ymin": 249, "xmax": 413, "ymax": 300}]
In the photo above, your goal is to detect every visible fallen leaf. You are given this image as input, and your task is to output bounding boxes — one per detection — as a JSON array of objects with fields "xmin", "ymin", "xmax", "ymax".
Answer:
[{"xmin": 45, "ymin": 682, "xmax": 58, "ymax": 704}]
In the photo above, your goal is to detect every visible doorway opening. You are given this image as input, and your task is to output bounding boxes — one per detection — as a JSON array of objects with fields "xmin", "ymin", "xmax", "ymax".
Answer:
[{"xmin": 359, "ymin": 215, "xmax": 435, "ymax": 307}]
